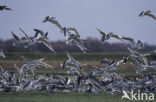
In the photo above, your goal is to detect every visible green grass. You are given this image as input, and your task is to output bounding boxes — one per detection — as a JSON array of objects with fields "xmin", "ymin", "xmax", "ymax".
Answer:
[{"xmin": 0, "ymin": 92, "xmax": 155, "ymax": 102}]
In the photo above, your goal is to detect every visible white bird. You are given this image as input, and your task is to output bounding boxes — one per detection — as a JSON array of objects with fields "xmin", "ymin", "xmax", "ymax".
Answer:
[
  {"xmin": 0, "ymin": 49, "xmax": 5, "ymax": 58},
  {"xmin": 122, "ymin": 37, "xmax": 144, "ymax": 50},
  {"xmin": 43, "ymin": 16, "xmax": 66, "ymax": 36},
  {"xmin": 96, "ymin": 28, "xmax": 123, "ymax": 42},
  {"xmin": 35, "ymin": 35, "xmax": 55, "ymax": 52},
  {"xmin": 139, "ymin": 10, "xmax": 156, "ymax": 20},
  {"xmin": 21, "ymin": 56, "xmax": 53, "ymax": 69},
  {"xmin": 19, "ymin": 28, "xmax": 36, "ymax": 48},
  {"xmin": 11, "ymin": 31, "xmax": 27, "ymax": 46}
]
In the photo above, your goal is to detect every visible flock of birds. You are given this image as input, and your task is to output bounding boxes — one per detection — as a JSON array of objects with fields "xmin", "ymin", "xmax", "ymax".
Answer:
[{"xmin": 0, "ymin": 5, "xmax": 156, "ymax": 94}]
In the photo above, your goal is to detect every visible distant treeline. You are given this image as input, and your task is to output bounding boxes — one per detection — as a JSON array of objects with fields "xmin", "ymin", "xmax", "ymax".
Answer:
[{"xmin": 0, "ymin": 37, "xmax": 156, "ymax": 53}]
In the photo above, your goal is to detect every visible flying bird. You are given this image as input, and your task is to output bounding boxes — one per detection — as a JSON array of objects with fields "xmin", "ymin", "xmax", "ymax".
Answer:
[
  {"xmin": 96, "ymin": 28, "xmax": 123, "ymax": 42},
  {"xmin": 0, "ymin": 5, "xmax": 12, "ymax": 11},
  {"xmin": 139, "ymin": 10, "xmax": 156, "ymax": 20},
  {"xmin": 0, "ymin": 49, "xmax": 5, "ymax": 58},
  {"xmin": 122, "ymin": 37, "xmax": 144, "ymax": 50},
  {"xmin": 43, "ymin": 16, "xmax": 66, "ymax": 36}
]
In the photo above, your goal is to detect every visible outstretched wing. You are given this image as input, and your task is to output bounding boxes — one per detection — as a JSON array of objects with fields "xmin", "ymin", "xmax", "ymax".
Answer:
[
  {"xmin": 122, "ymin": 37, "xmax": 135, "ymax": 45},
  {"xmin": 37, "ymin": 38, "xmax": 55, "ymax": 52},
  {"xmin": 11, "ymin": 31, "xmax": 20, "ymax": 41},
  {"xmin": 49, "ymin": 17, "xmax": 63, "ymax": 30},
  {"xmin": 147, "ymin": 13, "xmax": 156, "ymax": 20},
  {"xmin": 110, "ymin": 33, "xmax": 123, "ymax": 41},
  {"xmin": 19, "ymin": 28, "xmax": 31, "ymax": 42}
]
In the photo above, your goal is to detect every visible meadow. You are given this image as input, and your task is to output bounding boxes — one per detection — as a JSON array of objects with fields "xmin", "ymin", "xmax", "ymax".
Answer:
[{"xmin": 0, "ymin": 52, "xmax": 156, "ymax": 102}]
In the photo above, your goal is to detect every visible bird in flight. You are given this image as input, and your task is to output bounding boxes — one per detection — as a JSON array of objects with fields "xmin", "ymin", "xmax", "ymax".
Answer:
[
  {"xmin": 139, "ymin": 10, "xmax": 156, "ymax": 20},
  {"xmin": 0, "ymin": 5, "xmax": 12, "ymax": 11},
  {"xmin": 96, "ymin": 28, "xmax": 123, "ymax": 42}
]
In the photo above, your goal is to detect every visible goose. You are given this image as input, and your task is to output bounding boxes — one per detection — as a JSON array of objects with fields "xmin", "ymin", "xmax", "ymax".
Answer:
[
  {"xmin": 43, "ymin": 16, "xmax": 66, "ymax": 36},
  {"xmin": 139, "ymin": 10, "xmax": 156, "ymax": 20},
  {"xmin": 0, "ymin": 49, "xmax": 5, "ymax": 58},
  {"xmin": 0, "ymin": 5, "xmax": 12, "ymax": 11},
  {"xmin": 96, "ymin": 28, "xmax": 123, "ymax": 42}
]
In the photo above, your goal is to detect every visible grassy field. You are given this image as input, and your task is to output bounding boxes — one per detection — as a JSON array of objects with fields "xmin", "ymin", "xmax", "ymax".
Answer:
[
  {"xmin": 0, "ymin": 91, "xmax": 155, "ymax": 102},
  {"xmin": 0, "ymin": 52, "xmax": 156, "ymax": 102}
]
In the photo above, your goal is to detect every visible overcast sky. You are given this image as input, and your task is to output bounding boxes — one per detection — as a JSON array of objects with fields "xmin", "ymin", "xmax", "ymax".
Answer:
[{"xmin": 0, "ymin": 0, "xmax": 156, "ymax": 44}]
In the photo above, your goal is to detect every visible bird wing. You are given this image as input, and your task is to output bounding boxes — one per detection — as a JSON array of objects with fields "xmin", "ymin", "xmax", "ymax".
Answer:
[
  {"xmin": 37, "ymin": 38, "xmax": 55, "ymax": 52},
  {"xmin": 49, "ymin": 18, "xmax": 63, "ymax": 30},
  {"xmin": 122, "ymin": 37, "xmax": 135, "ymax": 44},
  {"xmin": 139, "ymin": 11, "xmax": 144, "ymax": 16},
  {"xmin": 21, "ymin": 56, "xmax": 33, "ymax": 63},
  {"xmin": 147, "ymin": 13, "xmax": 156, "ymax": 20},
  {"xmin": 110, "ymin": 33, "xmax": 123, "ymax": 41},
  {"xmin": 5, "ymin": 7, "xmax": 12, "ymax": 10},
  {"xmin": 11, "ymin": 31, "xmax": 20, "ymax": 41},
  {"xmin": 67, "ymin": 52, "xmax": 76, "ymax": 61},
  {"xmin": 96, "ymin": 28, "xmax": 107, "ymax": 36},
  {"xmin": 19, "ymin": 28, "xmax": 31, "ymax": 42},
  {"xmin": 67, "ymin": 27, "xmax": 80, "ymax": 37},
  {"xmin": 33, "ymin": 29, "xmax": 44, "ymax": 36}
]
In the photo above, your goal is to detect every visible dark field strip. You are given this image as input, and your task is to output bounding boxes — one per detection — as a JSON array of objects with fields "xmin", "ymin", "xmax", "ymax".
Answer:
[{"xmin": 0, "ymin": 91, "xmax": 155, "ymax": 102}]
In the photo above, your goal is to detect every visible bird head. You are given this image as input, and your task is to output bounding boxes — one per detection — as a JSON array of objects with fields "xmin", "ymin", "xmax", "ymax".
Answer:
[{"xmin": 43, "ymin": 16, "xmax": 49, "ymax": 22}]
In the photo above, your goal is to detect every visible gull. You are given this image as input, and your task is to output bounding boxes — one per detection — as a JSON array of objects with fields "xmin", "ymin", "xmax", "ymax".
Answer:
[
  {"xmin": 96, "ymin": 28, "xmax": 123, "ymax": 42},
  {"xmin": 19, "ymin": 28, "xmax": 36, "ymax": 47},
  {"xmin": 43, "ymin": 16, "xmax": 66, "ymax": 36},
  {"xmin": 139, "ymin": 10, "xmax": 156, "ymax": 20},
  {"xmin": 0, "ymin": 5, "xmax": 12, "ymax": 11},
  {"xmin": 11, "ymin": 31, "xmax": 27, "ymax": 46},
  {"xmin": 68, "ymin": 39, "xmax": 87, "ymax": 53},
  {"xmin": 14, "ymin": 64, "xmax": 31, "ymax": 79},
  {"xmin": 66, "ymin": 30, "xmax": 87, "ymax": 53},
  {"xmin": 61, "ymin": 52, "xmax": 82, "ymax": 69},
  {"xmin": 122, "ymin": 37, "xmax": 144, "ymax": 50},
  {"xmin": 0, "ymin": 66, "xmax": 9, "ymax": 79},
  {"xmin": 35, "ymin": 34, "xmax": 55, "ymax": 52},
  {"xmin": 21, "ymin": 56, "xmax": 53, "ymax": 69},
  {"xmin": 0, "ymin": 49, "xmax": 5, "ymax": 58}
]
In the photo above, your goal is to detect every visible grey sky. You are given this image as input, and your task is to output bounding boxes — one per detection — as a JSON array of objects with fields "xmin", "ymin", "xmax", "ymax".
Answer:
[{"xmin": 0, "ymin": 0, "xmax": 156, "ymax": 44}]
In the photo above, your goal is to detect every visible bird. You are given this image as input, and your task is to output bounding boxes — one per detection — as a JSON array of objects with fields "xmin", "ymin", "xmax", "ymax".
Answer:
[
  {"xmin": 139, "ymin": 10, "xmax": 156, "ymax": 20},
  {"xmin": 35, "ymin": 35, "xmax": 55, "ymax": 52},
  {"xmin": 0, "ymin": 49, "xmax": 5, "ymax": 58},
  {"xmin": 11, "ymin": 31, "xmax": 27, "ymax": 46},
  {"xmin": 21, "ymin": 56, "xmax": 53, "ymax": 69},
  {"xmin": 122, "ymin": 37, "xmax": 144, "ymax": 50},
  {"xmin": 0, "ymin": 5, "xmax": 12, "ymax": 11},
  {"xmin": 66, "ymin": 31, "xmax": 87, "ymax": 53},
  {"xmin": 19, "ymin": 28, "xmax": 36, "ymax": 47},
  {"xmin": 96, "ymin": 28, "xmax": 123, "ymax": 42},
  {"xmin": 43, "ymin": 16, "xmax": 66, "ymax": 36}
]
